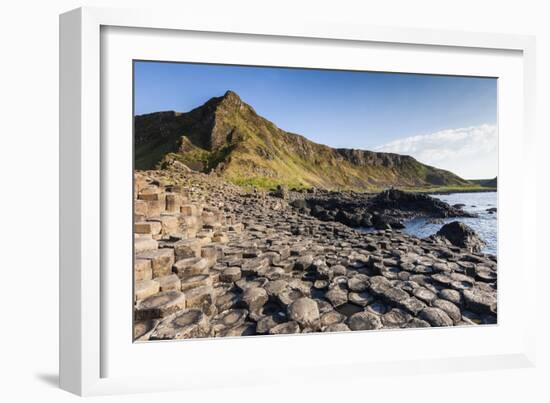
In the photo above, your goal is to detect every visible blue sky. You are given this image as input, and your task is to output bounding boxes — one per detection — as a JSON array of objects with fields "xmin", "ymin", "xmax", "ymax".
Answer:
[{"xmin": 134, "ymin": 61, "xmax": 497, "ymax": 178}]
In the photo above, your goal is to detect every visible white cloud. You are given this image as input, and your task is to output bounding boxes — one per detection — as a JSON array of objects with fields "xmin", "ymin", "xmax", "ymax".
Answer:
[{"xmin": 374, "ymin": 124, "xmax": 498, "ymax": 179}]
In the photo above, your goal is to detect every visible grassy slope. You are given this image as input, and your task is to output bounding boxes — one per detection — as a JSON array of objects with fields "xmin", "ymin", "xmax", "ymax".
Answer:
[
  {"xmin": 218, "ymin": 108, "xmax": 470, "ymax": 191},
  {"xmin": 135, "ymin": 92, "xmax": 479, "ymax": 192}
]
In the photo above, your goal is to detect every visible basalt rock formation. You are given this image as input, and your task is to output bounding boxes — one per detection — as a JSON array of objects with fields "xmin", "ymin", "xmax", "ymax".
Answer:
[
  {"xmin": 133, "ymin": 168, "xmax": 497, "ymax": 341},
  {"xmin": 285, "ymin": 188, "xmax": 475, "ymax": 230},
  {"xmin": 434, "ymin": 221, "xmax": 486, "ymax": 253}
]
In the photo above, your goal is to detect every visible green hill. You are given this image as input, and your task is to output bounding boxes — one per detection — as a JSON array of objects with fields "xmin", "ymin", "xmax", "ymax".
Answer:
[
  {"xmin": 134, "ymin": 91, "xmax": 472, "ymax": 191},
  {"xmin": 469, "ymin": 177, "xmax": 497, "ymax": 188}
]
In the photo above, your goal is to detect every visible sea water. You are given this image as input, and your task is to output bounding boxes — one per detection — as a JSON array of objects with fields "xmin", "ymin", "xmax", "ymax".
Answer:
[{"xmin": 403, "ymin": 192, "xmax": 497, "ymax": 255}]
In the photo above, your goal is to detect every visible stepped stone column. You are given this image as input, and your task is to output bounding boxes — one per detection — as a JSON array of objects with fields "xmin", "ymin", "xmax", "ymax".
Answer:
[{"xmin": 165, "ymin": 193, "xmax": 182, "ymax": 213}]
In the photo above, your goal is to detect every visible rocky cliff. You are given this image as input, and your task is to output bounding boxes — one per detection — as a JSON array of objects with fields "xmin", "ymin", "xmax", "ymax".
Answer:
[{"xmin": 135, "ymin": 91, "xmax": 470, "ymax": 190}]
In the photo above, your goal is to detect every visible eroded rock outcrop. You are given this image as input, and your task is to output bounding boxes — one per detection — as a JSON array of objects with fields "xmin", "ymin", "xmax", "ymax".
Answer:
[
  {"xmin": 435, "ymin": 221, "xmax": 486, "ymax": 253},
  {"xmin": 290, "ymin": 188, "xmax": 474, "ymax": 230}
]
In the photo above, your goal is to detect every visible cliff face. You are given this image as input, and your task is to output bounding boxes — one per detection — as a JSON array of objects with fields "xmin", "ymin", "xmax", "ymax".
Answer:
[{"xmin": 134, "ymin": 91, "xmax": 469, "ymax": 190}]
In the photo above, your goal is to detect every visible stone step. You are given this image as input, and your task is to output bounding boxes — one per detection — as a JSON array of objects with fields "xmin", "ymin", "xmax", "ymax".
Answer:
[
  {"xmin": 135, "ymin": 221, "xmax": 162, "ymax": 235},
  {"xmin": 138, "ymin": 187, "xmax": 164, "ymax": 202},
  {"xmin": 134, "ymin": 238, "xmax": 159, "ymax": 254},
  {"xmin": 173, "ymin": 257, "xmax": 210, "ymax": 277},
  {"xmin": 173, "ymin": 239, "xmax": 202, "ymax": 260},
  {"xmin": 137, "ymin": 248, "xmax": 175, "ymax": 278},
  {"xmin": 150, "ymin": 309, "xmax": 210, "ymax": 340},
  {"xmin": 165, "ymin": 193, "xmax": 182, "ymax": 213},
  {"xmin": 135, "ymin": 290, "xmax": 187, "ymax": 320},
  {"xmin": 181, "ymin": 204, "xmax": 199, "ymax": 217},
  {"xmin": 156, "ymin": 274, "xmax": 182, "ymax": 292},
  {"xmin": 180, "ymin": 274, "xmax": 213, "ymax": 292},
  {"xmin": 134, "ymin": 258, "xmax": 153, "ymax": 281},
  {"xmin": 135, "ymin": 279, "xmax": 160, "ymax": 301}
]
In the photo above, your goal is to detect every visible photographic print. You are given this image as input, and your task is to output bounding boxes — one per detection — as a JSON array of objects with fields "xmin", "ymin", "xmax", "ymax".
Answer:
[{"xmin": 133, "ymin": 62, "xmax": 497, "ymax": 341}]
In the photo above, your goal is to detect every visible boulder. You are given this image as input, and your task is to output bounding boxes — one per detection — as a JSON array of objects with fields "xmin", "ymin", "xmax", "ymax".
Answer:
[{"xmin": 436, "ymin": 221, "xmax": 486, "ymax": 253}]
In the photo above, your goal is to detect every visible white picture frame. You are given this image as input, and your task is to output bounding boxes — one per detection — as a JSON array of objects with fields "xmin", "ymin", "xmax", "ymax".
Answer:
[{"xmin": 59, "ymin": 6, "xmax": 537, "ymax": 396}]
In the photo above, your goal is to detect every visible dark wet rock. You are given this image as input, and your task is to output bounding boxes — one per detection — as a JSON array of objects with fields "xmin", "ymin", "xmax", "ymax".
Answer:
[
  {"xmin": 372, "ymin": 213, "xmax": 405, "ymax": 230},
  {"xmin": 435, "ymin": 221, "xmax": 486, "ymax": 253},
  {"xmin": 370, "ymin": 189, "xmax": 475, "ymax": 218},
  {"xmin": 335, "ymin": 302, "xmax": 364, "ymax": 318},
  {"xmin": 366, "ymin": 301, "xmax": 389, "ymax": 315}
]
